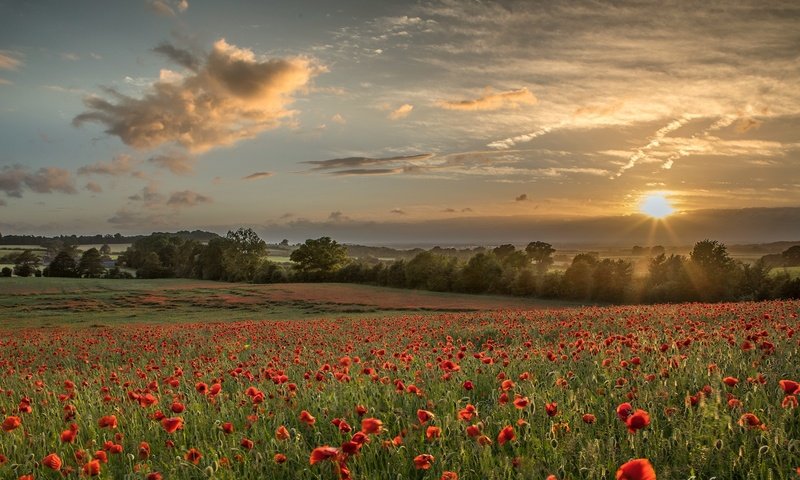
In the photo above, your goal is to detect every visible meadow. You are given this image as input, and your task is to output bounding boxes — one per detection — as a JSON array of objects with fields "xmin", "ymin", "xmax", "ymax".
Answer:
[{"xmin": 0, "ymin": 281, "xmax": 798, "ymax": 479}]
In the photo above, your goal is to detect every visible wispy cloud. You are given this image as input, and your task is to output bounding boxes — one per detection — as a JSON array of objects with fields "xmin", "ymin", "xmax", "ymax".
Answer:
[
  {"xmin": 148, "ymin": 152, "xmax": 193, "ymax": 175},
  {"xmin": 0, "ymin": 51, "xmax": 22, "ymax": 70},
  {"xmin": 167, "ymin": 190, "xmax": 211, "ymax": 207},
  {"xmin": 146, "ymin": 0, "xmax": 188, "ymax": 17},
  {"xmin": 388, "ymin": 103, "xmax": 413, "ymax": 120},
  {"xmin": 0, "ymin": 165, "xmax": 77, "ymax": 197},
  {"xmin": 438, "ymin": 87, "xmax": 536, "ymax": 111},
  {"xmin": 77, "ymin": 154, "xmax": 139, "ymax": 176},
  {"xmin": 242, "ymin": 171, "xmax": 274, "ymax": 180}
]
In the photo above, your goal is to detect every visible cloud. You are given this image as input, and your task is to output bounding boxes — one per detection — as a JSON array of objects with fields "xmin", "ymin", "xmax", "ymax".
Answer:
[
  {"xmin": 61, "ymin": 52, "xmax": 80, "ymax": 61},
  {"xmin": 388, "ymin": 103, "xmax": 413, "ymax": 120},
  {"xmin": 331, "ymin": 113, "xmax": 346, "ymax": 124},
  {"xmin": 73, "ymin": 39, "xmax": 320, "ymax": 153},
  {"xmin": 0, "ymin": 165, "xmax": 77, "ymax": 197},
  {"xmin": 128, "ymin": 183, "xmax": 164, "ymax": 206},
  {"xmin": 152, "ymin": 43, "xmax": 200, "ymax": 71},
  {"xmin": 108, "ymin": 208, "xmax": 169, "ymax": 227},
  {"xmin": 147, "ymin": 0, "xmax": 187, "ymax": 16},
  {"xmin": 305, "ymin": 153, "xmax": 433, "ymax": 172},
  {"xmin": 77, "ymin": 154, "xmax": 139, "ymax": 176},
  {"xmin": 85, "ymin": 181, "xmax": 103, "ymax": 193},
  {"xmin": 515, "ymin": 193, "xmax": 528, "ymax": 201},
  {"xmin": 167, "ymin": 190, "xmax": 212, "ymax": 207},
  {"xmin": 148, "ymin": 152, "xmax": 194, "ymax": 174},
  {"xmin": 437, "ymin": 87, "xmax": 536, "ymax": 111},
  {"xmin": 242, "ymin": 171, "xmax": 274, "ymax": 180},
  {"xmin": 328, "ymin": 211, "xmax": 352, "ymax": 222},
  {"xmin": 390, "ymin": 208, "xmax": 406, "ymax": 215},
  {"xmin": 0, "ymin": 199, "xmax": 6, "ymax": 206},
  {"xmin": 0, "ymin": 51, "xmax": 22, "ymax": 70},
  {"xmin": 330, "ymin": 168, "xmax": 405, "ymax": 176}
]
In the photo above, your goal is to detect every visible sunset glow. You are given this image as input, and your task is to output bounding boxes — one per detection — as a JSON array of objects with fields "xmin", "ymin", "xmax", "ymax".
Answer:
[{"xmin": 640, "ymin": 194, "xmax": 674, "ymax": 219}]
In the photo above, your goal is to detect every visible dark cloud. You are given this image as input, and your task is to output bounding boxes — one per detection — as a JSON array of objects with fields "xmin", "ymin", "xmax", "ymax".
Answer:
[
  {"xmin": 515, "ymin": 193, "xmax": 528, "ymax": 202},
  {"xmin": 305, "ymin": 153, "xmax": 433, "ymax": 171},
  {"xmin": 390, "ymin": 208, "xmax": 406, "ymax": 215},
  {"xmin": 77, "ymin": 154, "xmax": 138, "ymax": 176},
  {"xmin": 74, "ymin": 39, "xmax": 319, "ymax": 152},
  {"xmin": 0, "ymin": 165, "xmax": 76, "ymax": 197},
  {"xmin": 152, "ymin": 43, "xmax": 200, "ymax": 71},
  {"xmin": 242, "ymin": 171, "xmax": 274, "ymax": 180},
  {"xmin": 330, "ymin": 168, "xmax": 405, "ymax": 176},
  {"xmin": 128, "ymin": 184, "xmax": 164, "ymax": 206},
  {"xmin": 437, "ymin": 87, "xmax": 536, "ymax": 111},
  {"xmin": 167, "ymin": 190, "xmax": 212, "ymax": 207},
  {"xmin": 148, "ymin": 152, "xmax": 194, "ymax": 174}
]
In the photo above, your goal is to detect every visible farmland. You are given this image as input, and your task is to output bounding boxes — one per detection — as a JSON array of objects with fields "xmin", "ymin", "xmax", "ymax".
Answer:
[{"xmin": 0, "ymin": 280, "xmax": 798, "ymax": 479}]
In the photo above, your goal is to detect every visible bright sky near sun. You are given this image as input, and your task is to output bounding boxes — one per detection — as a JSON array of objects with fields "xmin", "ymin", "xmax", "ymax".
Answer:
[{"xmin": 1, "ymin": 1, "xmax": 799, "ymax": 243}]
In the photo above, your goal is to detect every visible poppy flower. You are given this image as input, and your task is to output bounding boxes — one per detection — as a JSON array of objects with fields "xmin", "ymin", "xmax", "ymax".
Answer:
[
  {"xmin": 582, "ymin": 414, "xmax": 596, "ymax": 424},
  {"xmin": 2, "ymin": 416, "xmax": 21, "ymax": 432},
  {"xmin": 616, "ymin": 402, "xmax": 633, "ymax": 421},
  {"xmin": 170, "ymin": 402, "xmax": 185, "ymax": 414},
  {"xmin": 779, "ymin": 380, "xmax": 800, "ymax": 395},
  {"xmin": 185, "ymin": 448, "xmax": 202, "ymax": 464},
  {"xmin": 426, "ymin": 426, "xmax": 442, "ymax": 440},
  {"xmin": 497, "ymin": 425, "xmax": 516, "ymax": 445},
  {"xmin": 138, "ymin": 441, "xmax": 151, "ymax": 460},
  {"xmin": 146, "ymin": 473, "xmax": 163, "ymax": 480},
  {"xmin": 626, "ymin": 410, "xmax": 650, "ymax": 433},
  {"xmin": 545, "ymin": 402, "xmax": 558, "ymax": 417},
  {"xmin": 361, "ymin": 418, "xmax": 383, "ymax": 434},
  {"xmin": 616, "ymin": 458, "xmax": 656, "ymax": 480},
  {"xmin": 417, "ymin": 409, "xmax": 435, "ymax": 424},
  {"xmin": 738, "ymin": 413, "xmax": 766, "ymax": 430},
  {"xmin": 42, "ymin": 453, "xmax": 62, "ymax": 470},
  {"xmin": 723, "ymin": 377, "xmax": 739, "ymax": 387},
  {"xmin": 513, "ymin": 395, "xmax": 530, "ymax": 409},
  {"xmin": 93, "ymin": 450, "xmax": 108, "ymax": 464},
  {"xmin": 276, "ymin": 425, "xmax": 290, "ymax": 440},
  {"xmin": 300, "ymin": 410, "xmax": 316, "ymax": 425},
  {"xmin": 98, "ymin": 415, "xmax": 118, "ymax": 429},
  {"xmin": 782, "ymin": 395, "xmax": 798, "ymax": 409},
  {"xmin": 414, "ymin": 454, "xmax": 435, "ymax": 470},
  {"xmin": 222, "ymin": 422, "xmax": 234, "ymax": 434},
  {"xmin": 466, "ymin": 424, "xmax": 481, "ymax": 437},
  {"xmin": 60, "ymin": 428, "xmax": 77, "ymax": 443},
  {"xmin": 441, "ymin": 472, "xmax": 458, "ymax": 480},
  {"xmin": 241, "ymin": 438, "xmax": 254, "ymax": 450},
  {"xmin": 82, "ymin": 459, "xmax": 101, "ymax": 477},
  {"xmin": 161, "ymin": 417, "xmax": 184, "ymax": 433},
  {"xmin": 477, "ymin": 435, "xmax": 493, "ymax": 446},
  {"xmin": 458, "ymin": 404, "xmax": 477, "ymax": 421},
  {"xmin": 274, "ymin": 453, "xmax": 287, "ymax": 464},
  {"xmin": 310, "ymin": 446, "xmax": 339, "ymax": 465}
]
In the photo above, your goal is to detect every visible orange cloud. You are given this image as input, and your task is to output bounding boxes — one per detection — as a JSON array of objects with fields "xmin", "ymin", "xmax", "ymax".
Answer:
[
  {"xmin": 388, "ymin": 103, "xmax": 413, "ymax": 120},
  {"xmin": 438, "ymin": 87, "xmax": 536, "ymax": 111}
]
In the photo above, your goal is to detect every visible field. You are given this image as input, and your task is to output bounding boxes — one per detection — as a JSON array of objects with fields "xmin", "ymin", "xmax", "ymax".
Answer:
[{"xmin": 0, "ymin": 281, "xmax": 798, "ymax": 479}]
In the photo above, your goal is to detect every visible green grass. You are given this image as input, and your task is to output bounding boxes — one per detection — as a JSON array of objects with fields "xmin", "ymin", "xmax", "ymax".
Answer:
[{"xmin": 770, "ymin": 266, "xmax": 800, "ymax": 279}]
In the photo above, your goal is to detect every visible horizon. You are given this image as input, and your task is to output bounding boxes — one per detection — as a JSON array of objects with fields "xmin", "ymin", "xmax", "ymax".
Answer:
[{"xmin": 2, "ymin": 1, "xmax": 799, "ymax": 244}]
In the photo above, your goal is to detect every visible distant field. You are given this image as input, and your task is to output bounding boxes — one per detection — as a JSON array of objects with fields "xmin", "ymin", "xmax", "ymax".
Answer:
[
  {"xmin": 0, "ymin": 278, "xmax": 577, "ymax": 328},
  {"xmin": 770, "ymin": 265, "xmax": 800, "ymax": 279}
]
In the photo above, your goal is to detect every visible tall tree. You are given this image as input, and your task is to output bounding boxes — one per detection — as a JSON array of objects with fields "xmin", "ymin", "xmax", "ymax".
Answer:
[
  {"xmin": 525, "ymin": 241, "xmax": 555, "ymax": 273},
  {"xmin": 222, "ymin": 228, "xmax": 267, "ymax": 282},
  {"xmin": 78, "ymin": 248, "xmax": 106, "ymax": 278},
  {"xmin": 290, "ymin": 236, "xmax": 348, "ymax": 275},
  {"xmin": 47, "ymin": 251, "xmax": 78, "ymax": 277},
  {"xmin": 13, "ymin": 250, "xmax": 41, "ymax": 277}
]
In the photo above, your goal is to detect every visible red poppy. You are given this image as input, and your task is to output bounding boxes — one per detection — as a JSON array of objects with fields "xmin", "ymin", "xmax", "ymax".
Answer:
[
  {"xmin": 616, "ymin": 402, "xmax": 633, "ymax": 421},
  {"xmin": 626, "ymin": 410, "xmax": 651, "ymax": 433},
  {"xmin": 309, "ymin": 446, "xmax": 339, "ymax": 465},
  {"xmin": 274, "ymin": 453, "xmax": 287, "ymax": 464},
  {"xmin": 582, "ymin": 414, "xmax": 596, "ymax": 424},
  {"xmin": 300, "ymin": 410, "xmax": 316, "ymax": 425},
  {"xmin": 161, "ymin": 417, "xmax": 184, "ymax": 433},
  {"xmin": 241, "ymin": 438, "xmax": 254, "ymax": 450},
  {"xmin": 98, "ymin": 415, "xmax": 118, "ymax": 429},
  {"xmin": 426, "ymin": 426, "xmax": 442, "ymax": 440},
  {"xmin": 545, "ymin": 402, "xmax": 558, "ymax": 417},
  {"xmin": 441, "ymin": 472, "xmax": 458, "ymax": 480},
  {"xmin": 2, "ymin": 416, "xmax": 21, "ymax": 432},
  {"xmin": 779, "ymin": 380, "xmax": 800, "ymax": 395},
  {"xmin": 417, "ymin": 409, "xmax": 435, "ymax": 424},
  {"xmin": 458, "ymin": 404, "xmax": 477, "ymax": 421},
  {"xmin": 723, "ymin": 377, "xmax": 739, "ymax": 387},
  {"xmin": 60, "ymin": 428, "xmax": 77, "ymax": 443},
  {"xmin": 185, "ymin": 448, "xmax": 202, "ymax": 464},
  {"xmin": 170, "ymin": 402, "xmax": 185, "ymax": 413},
  {"xmin": 497, "ymin": 425, "xmax": 516, "ymax": 445},
  {"xmin": 138, "ymin": 441, "xmax": 151, "ymax": 460},
  {"xmin": 276, "ymin": 425, "xmax": 290, "ymax": 440},
  {"xmin": 146, "ymin": 473, "xmax": 163, "ymax": 480},
  {"xmin": 94, "ymin": 450, "xmax": 108, "ymax": 464},
  {"xmin": 361, "ymin": 417, "xmax": 383, "ymax": 434},
  {"xmin": 616, "ymin": 458, "xmax": 656, "ymax": 480},
  {"xmin": 42, "ymin": 453, "xmax": 62, "ymax": 470},
  {"xmin": 222, "ymin": 422, "xmax": 234, "ymax": 434},
  {"xmin": 738, "ymin": 413, "xmax": 766, "ymax": 431},
  {"xmin": 82, "ymin": 459, "xmax": 101, "ymax": 477},
  {"xmin": 466, "ymin": 424, "xmax": 481, "ymax": 437},
  {"xmin": 414, "ymin": 454, "xmax": 435, "ymax": 470},
  {"xmin": 513, "ymin": 395, "xmax": 530, "ymax": 409}
]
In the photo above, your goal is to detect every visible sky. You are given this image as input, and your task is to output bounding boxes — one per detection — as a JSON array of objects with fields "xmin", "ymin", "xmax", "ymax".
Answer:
[{"xmin": 1, "ymin": 0, "xmax": 799, "ymax": 245}]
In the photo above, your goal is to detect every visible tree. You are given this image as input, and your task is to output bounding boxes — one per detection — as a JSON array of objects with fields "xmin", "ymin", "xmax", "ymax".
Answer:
[
  {"xmin": 13, "ymin": 250, "xmax": 41, "ymax": 277},
  {"xmin": 405, "ymin": 251, "xmax": 457, "ymax": 291},
  {"xmin": 99, "ymin": 243, "xmax": 112, "ymax": 255},
  {"xmin": 47, "ymin": 251, "xmax": 78, "ymax": 277},
  {"xmin": 1, "ymin": 267, "xmax": 11, "ymax": 277},
  {"xmin": 221, "ymin": 228, "xmax": 267, "ymax": 282},
  {"xmin": 78, "ymin": 248, "xmax": 106, "ymax": 278},
  {"xmin": 492, "ymin": 244, "xmax": 516, "ymax": 261},
  {"xmin": 525, "ymin": 241, "xmax": 555, "ymax": 273},
  {"xmin": 688, "ymin": 239, "xmax": 738, "ymax": 301},
  {"xmin": 457, "ymin": 253, "xmax": 502, "ymax": 293},
  {"xmin": 290, "ymin": 237, "xmax": 348, "ymax": 276},
  {"xmin": 782, "ymin": 245, "xmax": 800, "ymax": 266}
]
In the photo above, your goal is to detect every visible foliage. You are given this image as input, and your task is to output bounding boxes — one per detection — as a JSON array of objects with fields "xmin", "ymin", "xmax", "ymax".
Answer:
[
  {"xmin": 46, "ymin": 251, "xmax": 78, "ymax": 277},
  {"xmin": 290, "ymin": 237, "xmax": 348, "ymax": 276},
  {"xmin": 12, "ymin": 249, "xmax": 41, "ymax": 277}
]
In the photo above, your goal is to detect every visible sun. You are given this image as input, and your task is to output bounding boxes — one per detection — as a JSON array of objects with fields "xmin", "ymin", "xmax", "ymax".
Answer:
[{"xmin": 639, "ymin": 193, "xmax": 674, "ymax": 219}]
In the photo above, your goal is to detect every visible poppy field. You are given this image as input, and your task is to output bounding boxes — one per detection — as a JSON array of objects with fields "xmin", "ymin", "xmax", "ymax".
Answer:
[{"xmin": 1, "ymin": 300, "xmax": 799, "ymax": 479}]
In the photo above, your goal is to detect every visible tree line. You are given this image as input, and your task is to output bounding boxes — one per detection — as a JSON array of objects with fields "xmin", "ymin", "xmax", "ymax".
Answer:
[{"xmin": 5, "ymin": 228, "xmax": 800, "ymax": 303}]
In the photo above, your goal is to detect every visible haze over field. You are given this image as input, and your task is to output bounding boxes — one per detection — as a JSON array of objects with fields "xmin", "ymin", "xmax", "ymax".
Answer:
[{"xmin": 1, "ymin": 1, "xmax": 799, "ymax": 245}]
